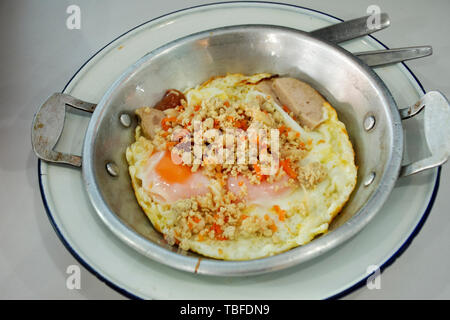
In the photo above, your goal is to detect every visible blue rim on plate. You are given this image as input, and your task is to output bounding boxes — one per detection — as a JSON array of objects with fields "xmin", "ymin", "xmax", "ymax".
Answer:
[{"xmin": 37, "ymin": 1, "xmax": 441, "ymax": 300}]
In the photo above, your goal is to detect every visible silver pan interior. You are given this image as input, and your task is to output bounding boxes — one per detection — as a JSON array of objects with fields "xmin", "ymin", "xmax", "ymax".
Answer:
[{"xmin": 82, "ymin": 25, "xmax": 403, "ymax": 276}]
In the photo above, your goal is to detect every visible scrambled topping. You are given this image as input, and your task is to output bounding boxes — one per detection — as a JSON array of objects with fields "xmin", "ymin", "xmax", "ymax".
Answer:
[{"xmin": 163, "ymin": 189, "xmax": 288, "ymax": 250}]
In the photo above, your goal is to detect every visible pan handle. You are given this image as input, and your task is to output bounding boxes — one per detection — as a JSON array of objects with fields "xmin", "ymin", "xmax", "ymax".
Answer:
[
  {"xmin": 31, "ymin": 93, "xmax": 96, "ymax": 167},
  {"xmin": 399, "ymin": 91, "xmax": 450, "ymax": 177}
]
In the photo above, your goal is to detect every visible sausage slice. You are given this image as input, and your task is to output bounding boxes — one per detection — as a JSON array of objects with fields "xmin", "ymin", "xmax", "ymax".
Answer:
[
  {"xmin": 255, "ymin": 79, "xmax": 282, "ymax": 106},
  {"xmin": 135, "ymin": 107, "xmax": 165, "ymax": 139},
  {"xmin": 271, "ymin": 77, "xmax": 325, "ymax": 129}
]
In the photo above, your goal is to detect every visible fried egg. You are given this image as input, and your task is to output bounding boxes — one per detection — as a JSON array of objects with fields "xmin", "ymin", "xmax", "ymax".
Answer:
[{"xmin": 126, "ymin": 73, "xmax": 357, "ymax": 260}]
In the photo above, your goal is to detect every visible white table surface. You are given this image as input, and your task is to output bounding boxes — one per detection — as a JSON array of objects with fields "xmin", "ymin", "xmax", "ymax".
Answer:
[{"xmin": 0, "ymin": 0, "xmax": 449, "ymax": 300}]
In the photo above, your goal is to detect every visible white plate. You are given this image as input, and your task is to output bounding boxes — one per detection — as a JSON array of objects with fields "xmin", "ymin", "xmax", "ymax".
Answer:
[{"xmin": 38, "ymin": 2, "xmax": 440, "ymax": 299}]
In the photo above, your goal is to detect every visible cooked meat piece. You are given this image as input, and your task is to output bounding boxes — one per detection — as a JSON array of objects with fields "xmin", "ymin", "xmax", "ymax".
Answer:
[
  {"xmin": 272, "ymin": 78, "xmax": 325, "ymax": 129},
  {"xmin": 255, "ymin": 80, "xmax": 282, "ymax": 105},
  {"xmin": 135, "ymin": 107, "xmax": 165, "ymax": 139},
  {"xmin": 154, "ymin": 89, "xmax": 186, "ymax": 111}
]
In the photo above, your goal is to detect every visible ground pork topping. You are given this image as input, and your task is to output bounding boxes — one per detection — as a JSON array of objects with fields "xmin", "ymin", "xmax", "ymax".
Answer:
[
  {"xmin": 143, "ymin": 92, "xmax": 317, "ymax": 186},
  {"xmin": 167, "ymin": 190, "xmax": 283, "ymax": 251},
  {"xmin": 133, "ymin": 76, "xmax": 329, "ymax": 248}
]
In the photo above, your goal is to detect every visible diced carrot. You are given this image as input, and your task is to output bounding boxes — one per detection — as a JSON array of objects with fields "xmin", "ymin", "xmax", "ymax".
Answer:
[
  {"xmin": 296, "ymin": 132, "xmax": 300, "ymax": 138},
  {"xmin": 188, "ymin": 222, "xmax": 193, "ymax": 230},
  {"xmin": 183, "ymin": 120, "xmax": 192, "ymax": 129},
  {"xmin": 280, "ymin": 159, "xmax": 298, "ymax": 179},
  {"xmin": 194, "ymin": 105, "xmax": 201, "ymax": 111},
  {"xmin": 227, "ymin": 116, "xmax": 234, "ymax": 122},
  {"xmin": 270, "ymin": 223, "xmax": 277, "ymax": 232},
  {"xmin": 278, "ymin": 125, "xmax": 291, "ymax": 136},
  {"xmin": 192, "ymin": 216, "xmax": 200, "ymax": 223},
  {"xmin": 272, "ymin": 205, "xmax": 286, "ymax": 222},
  {"xmin": 282, "ymin": 105, "xmax": 290, "ymax": 113},
  {"xmin": 210, "ymin": 223, "xmax": 227, "ymax": 240},
  {"xmin": 224, "ymin": 101, "xmax": 230, "ymax": 107},
  {"xmin": 238, "ymin": 180, "xmax": 244, "ymax": 187},
  {"xmin": 239, "ymin": 214, "xmax": 248, "ymax": 222},
  {"xmin": 235, "ymin": 119, "xmax": 248, "ymax": 130},
  {"xmin": 211, "ymin": 223, "xmax": 222, "ymax": 234},
  {"xmin": 161, "ymin": 117, "xmax": 177, "ymax": 131},
  {"xmin": 253, "ymin": 163, "xmax": 267, "ymax": 182},
  {"xmin": 166, "ymin": 141, "xmax": 177, "ymax": 149}
]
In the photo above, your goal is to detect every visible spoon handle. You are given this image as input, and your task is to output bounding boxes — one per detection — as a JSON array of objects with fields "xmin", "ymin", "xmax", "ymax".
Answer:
[
  {"xmin": 310, "ymin": 13, "xmax": 390, "ymax": 43},
  {"xmin": 354, "ymin": 46, "xmax": 433, "ymax": 67}
]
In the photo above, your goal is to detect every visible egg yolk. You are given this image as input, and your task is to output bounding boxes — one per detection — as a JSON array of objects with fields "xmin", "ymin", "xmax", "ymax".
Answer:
[{"xmin": 154, "ymin": 151, "xmax": 192, "ymax": 183}]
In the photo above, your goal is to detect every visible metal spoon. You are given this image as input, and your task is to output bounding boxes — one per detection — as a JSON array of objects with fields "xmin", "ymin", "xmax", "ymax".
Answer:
[
  {"xmin": 354, "ymin": 46, "xmax": 433, "ymax": 67},
  {"xmin": 310, "ymin": 13, "xmax": 390, "ymax": 43}
]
